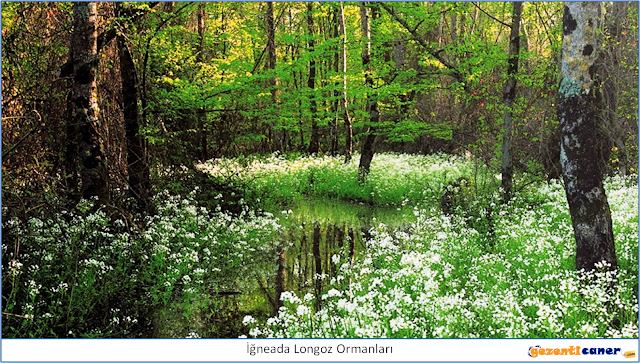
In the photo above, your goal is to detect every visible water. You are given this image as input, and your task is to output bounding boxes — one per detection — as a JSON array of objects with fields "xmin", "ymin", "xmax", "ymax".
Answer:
[
  {"xmin": 153, "ymin": 197, "xmax": 416, "ymax": 338},
  {"xmin": 265, "ymin": 198, "xmax": 417, "ymax": 313}
]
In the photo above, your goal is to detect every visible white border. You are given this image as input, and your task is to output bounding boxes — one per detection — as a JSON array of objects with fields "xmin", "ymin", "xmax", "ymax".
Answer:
[{"xmin": 2, "ymin": 339, "xmax": 639, "ymax": 362}]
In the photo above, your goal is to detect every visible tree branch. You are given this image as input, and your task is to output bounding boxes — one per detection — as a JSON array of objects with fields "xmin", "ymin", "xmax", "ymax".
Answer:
[
  {"xmin": 472, "ymin": 2, "xmax": 512, "ymax": 28},
  {"xmin": 379, "ymin": 3, "xmax": 468, "ymax": 91}
]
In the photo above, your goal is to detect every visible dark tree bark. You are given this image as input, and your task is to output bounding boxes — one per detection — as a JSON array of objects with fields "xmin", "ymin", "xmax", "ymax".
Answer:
[
  {"xmin": 558, "ymin": 2, "xmax": 617, "ymax": 272},
  {"xmin": 64, "ymin": 48, "xmax": 80, "ymax": 200},
  {"xmin": 339, "ymin": 2, "xmax": 353, "ymax": 163},
  {"xmin": 358, "ymin": 2, "xmax": 378, "ymax": 180},
  {"xmin": 330, "ymin": 6, "xmax": 340, "ymax": 157},
  {"xmin": 72, "ymin": 2, "xmax": 108, "ymax": 204},
  {"xmin": 266, "ymin": 2, "xmax": 282, "ymax": 152},
  {"xmin": 307, "ymin": 2, "xmax": 320, "ymax": 155},
  {"xmin": 117, "ymin": 20, "xmax": 151, "ymax": 211},
  {"xmin": 500, "ymin": 2, "xmax": 523, "ymax": 204}
]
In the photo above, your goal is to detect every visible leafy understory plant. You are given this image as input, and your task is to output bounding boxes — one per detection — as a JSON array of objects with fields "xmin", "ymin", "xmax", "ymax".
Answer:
[
  {"xmin": 197, "ymin": 152, "xmax": 482, "ymax": 207},
  {"xmin": 243, "ymin": 175, "xmax": 638, "ymax": 338},
  {"xmin": 2, "ymin": 191, "xmax": 281, "ymax": 338}
]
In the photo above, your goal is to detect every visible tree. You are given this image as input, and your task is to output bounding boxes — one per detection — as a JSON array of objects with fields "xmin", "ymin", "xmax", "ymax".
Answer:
[
  {"xmin": 339, "ymin": 2, "xmax": 353, "ymax": 163},
  {"xmin": 358, "ymin": 2, "xmax": 378, "ymax": 180},
  {"xmin": 72, "ymin": 2, "xmax": 109, "ymax": 204},
  {"xmin": 307, "ymin": 2, "xmax": 320, "ymax": 154},
  {"xmin": 265, "ymin": 2, "xmax": 282, "ymax": 152},
  {"xmin": 599, "ymin": 2, "xmax": 632, "ymax": 176},
  {"xmin": 500, "ymin": 2, "xmax": 523, "ymax": 203},
  {"xmin": 117, "ymin": 3, "xmax": 151, "ymax": 211},
  {"xmin": 196, "ymin": 2, "xmax": 209, "ymax": 160},
  {"xmin": 558, "ymin": 2, "xmax": 617, "ymax": 272}
]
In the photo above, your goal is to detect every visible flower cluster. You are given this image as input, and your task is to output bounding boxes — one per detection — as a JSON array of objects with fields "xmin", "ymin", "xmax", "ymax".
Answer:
[
  {"xmin": 2, "ymin": 193, "xmax": 281, "ymax": 338},
  {"xmin": 198, "ymin": 152, "xmax": 477, "ymax": 207},
  {"xmin": 244, "ymin": 175, "xmax": 638, "ymax": 338}
]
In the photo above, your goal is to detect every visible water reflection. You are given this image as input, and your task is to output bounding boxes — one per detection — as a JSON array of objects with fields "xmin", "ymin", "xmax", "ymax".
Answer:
[
  {"xmin": 157, "ymin": 199, "xmax": 418, "ymax": 338},
  {"xmin": 266, "ymin": 198, "xmax": 416, "ymax": 314}
]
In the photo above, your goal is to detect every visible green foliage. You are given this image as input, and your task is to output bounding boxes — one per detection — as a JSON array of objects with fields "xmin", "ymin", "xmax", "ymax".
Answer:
[
  {"xmin": 2, "ymin": 195, "xmax": 280, "ymax": 338},
  {"xmin": 245, "ymin": 175, "xmax": 639, "ymax": 338},
  {"xmin": 197, "ymin": 152, "xmax": 480, "ymax": 208}
]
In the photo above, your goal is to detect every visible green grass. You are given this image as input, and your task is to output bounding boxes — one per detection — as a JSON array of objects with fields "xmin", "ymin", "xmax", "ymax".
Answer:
[
  {"xmin": 3, "ymin": 152, "xmax": 637, "ymax": 339},
  {"xmin": 196, "ymin": 152, "xmax": 485, "ymax": 208},
  {"xmin": 242, "ymin": 172, "xmax": 638, "ymax": 338}
]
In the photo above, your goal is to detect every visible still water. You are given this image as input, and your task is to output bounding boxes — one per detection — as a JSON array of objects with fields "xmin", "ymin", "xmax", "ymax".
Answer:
[
  {"xmin": 269, "ymin": 198, "xmax": 418, "ymax": 310},
  {"xmin": 153, "ymin": 198, "xmax": 416, "ymax": 338}
]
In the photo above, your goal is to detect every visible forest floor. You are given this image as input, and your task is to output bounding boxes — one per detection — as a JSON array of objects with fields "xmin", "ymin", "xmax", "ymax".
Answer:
[
  {"xmin": 202, "ymin": 152, "xmax": 639, "ymax": 338},
  {"xmin": 2, "ymin": 153, "xmax": 638, "ymax": 338}
]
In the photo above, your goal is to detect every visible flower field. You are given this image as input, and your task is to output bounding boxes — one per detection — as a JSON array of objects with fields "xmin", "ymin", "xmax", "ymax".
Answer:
[{"xmin": 3, "ymin": 153, "xmax": 638, "ymax": 338}]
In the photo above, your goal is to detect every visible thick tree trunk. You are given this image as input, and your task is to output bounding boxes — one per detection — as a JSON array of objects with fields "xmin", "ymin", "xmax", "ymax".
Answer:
[
  {"xmin": 340, "ymin": 2, "xmax": 353, "ymax": 163},
  {"xmin": 558, "ymin": 2, "xmax": 617, "ymax": 272},
  {"xmin": 307, "ymin": 3, "xmax": 320, "ymax": 155},
  {"xmin": 72, "ymin": 2, "xmax": 108, "ymax": 204},
  {"xmin": 500, "ymin": 2, "xmax": 523, "ymax": 204},
  {"xmin": 118, "ymin": 35, "xmax": 151, "ymax": 212},
  {"xmin": 64, "ymin": 53, "xmax": 79, "ymax": 200},
  {"xmin": 358, "ymin": 2, "xmax": 378, "ymax": 180}
]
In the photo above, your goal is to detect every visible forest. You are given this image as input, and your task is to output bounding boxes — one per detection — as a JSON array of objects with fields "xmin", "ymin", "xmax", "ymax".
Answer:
[{"xmin": 1, "ymin": 2, "xmax": 638, "ymax": 339}]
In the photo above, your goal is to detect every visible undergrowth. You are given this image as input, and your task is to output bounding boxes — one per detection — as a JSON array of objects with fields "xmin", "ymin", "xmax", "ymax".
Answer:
[
  {"xmin": 197, "ymin": 152, "xmax": 489, "ymax": 208},
  {"xmin": 2, "ymin": 191, "xmax": 280, "ymax": 338},
  {"xmin": 242, "ymin": 174, "xmax": 639, "ymax": 339},
  {"xmin": 3, "ymin": 153, "xmax": 637, "ymax": 339}
]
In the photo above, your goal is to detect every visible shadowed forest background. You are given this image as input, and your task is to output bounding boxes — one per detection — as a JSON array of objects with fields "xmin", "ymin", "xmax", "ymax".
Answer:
[{"xmin": 1, "ymin": 2, "xmax": 638, "ymax": 339}]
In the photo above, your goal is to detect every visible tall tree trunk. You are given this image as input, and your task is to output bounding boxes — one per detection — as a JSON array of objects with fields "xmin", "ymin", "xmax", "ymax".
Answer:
[
  {"xmin": 118, "ymin": 33, "xmax": 150, "ymax": 211},
  {"xmin": 196, "ymin": 3, "xmax": 208, "ymax": 160},
  {"xmin": 307, "ymin": 2, "xmax": 320, "ymax": 154},
  {"xmin": 500, "ymin": 2, "xmax": 523, "ymax": 204},
  {"xmin": 340, "ymin": 2, "xmax": 353, "ymax": 163},
  {"xmin": 64, "ymin": 48, "xmax": 79, "ymax": 201},
  {"xmin": 266, "ymin": 2, "xmax": 282, "ymax": 152},
  {"xmin": 558, "ymin": 2, "xmax": 616, "ymax": 272},
  {"xmin": 72, "ymin": 2, "xmax": 108, "ymax": 204},
  {"xmin": 330, "ymin": 5, "xmax": 340, "ymax": 157},
  {"xmin": 358, "ymin": 2, "xmax": 378, "ymax": 180}
]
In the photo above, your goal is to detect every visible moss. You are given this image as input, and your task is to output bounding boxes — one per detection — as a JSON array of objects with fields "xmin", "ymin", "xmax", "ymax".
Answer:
[{"xmin": 559, "ymin": 78, "xmax": 583, "ymax": 98}]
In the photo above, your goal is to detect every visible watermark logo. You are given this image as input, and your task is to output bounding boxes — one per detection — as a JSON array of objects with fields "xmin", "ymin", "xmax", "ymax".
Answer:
[{"xmin": 528, "ymin": 345, "xmax": 623, "ymax": 358}]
